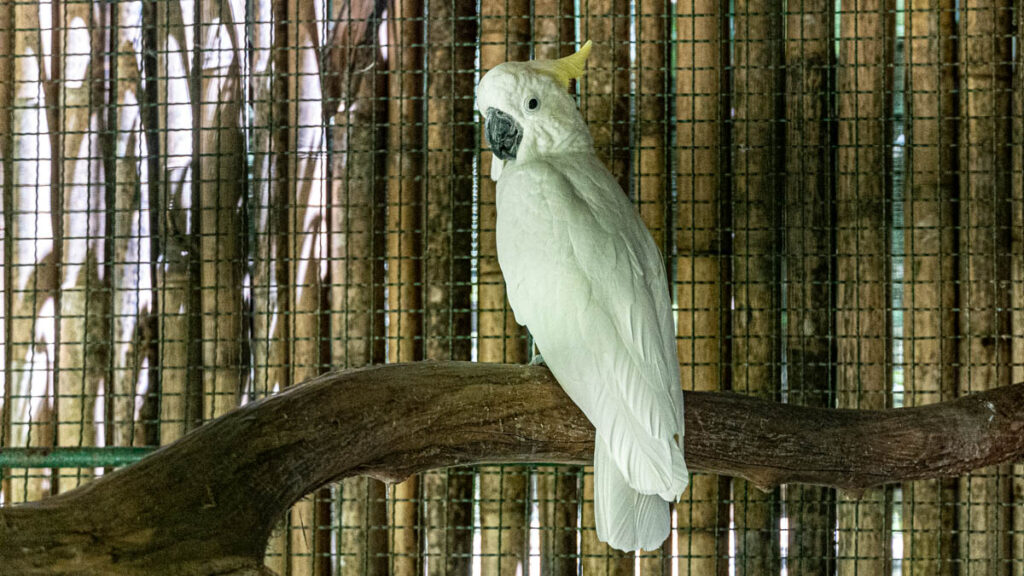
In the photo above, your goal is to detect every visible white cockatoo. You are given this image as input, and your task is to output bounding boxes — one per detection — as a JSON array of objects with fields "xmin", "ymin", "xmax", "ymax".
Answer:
[{"xmin": 476, "ymin": 41, "xmax": 688, "ymax": 552}]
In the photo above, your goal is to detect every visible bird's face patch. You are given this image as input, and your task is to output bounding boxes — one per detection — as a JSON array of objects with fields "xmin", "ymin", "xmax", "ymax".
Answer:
[
  {"xmin": 485, "ymin": 107, "xmax": 523, "ymax": 161},
  {"xmin": 476, "ymin": 53, "xmax": 592, "ymax": 181}
]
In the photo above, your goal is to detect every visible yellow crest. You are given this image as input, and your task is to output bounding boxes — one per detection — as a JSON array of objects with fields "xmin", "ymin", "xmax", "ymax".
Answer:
[{"xmin": 532, "ymin": 40, "xmax": 593, "ymax": 90}]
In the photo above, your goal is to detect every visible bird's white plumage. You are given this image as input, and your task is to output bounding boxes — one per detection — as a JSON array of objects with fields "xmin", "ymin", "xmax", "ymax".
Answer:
[
  {"xmin": 478, "ymin": 45, "xmax": 688, "ymax": 552},
  {"xmin": 595, "ymin": 435, "xmax": 671, "ymax": 551},
  {"xmin": 496, "ymin": 159, "xmax": 688, "ymax": 498}
]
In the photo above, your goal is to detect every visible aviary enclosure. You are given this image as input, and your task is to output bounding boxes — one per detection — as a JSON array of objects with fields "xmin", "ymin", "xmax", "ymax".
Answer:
[{"xmin": 0, "ymin": 0, "xmax": 1022, "ymax": 573}]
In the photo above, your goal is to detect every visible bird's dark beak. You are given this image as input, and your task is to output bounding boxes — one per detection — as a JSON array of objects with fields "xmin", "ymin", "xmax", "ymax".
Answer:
[{"xmin": 485, "ymin": 108, "xmax": 522, "ymax": 161}]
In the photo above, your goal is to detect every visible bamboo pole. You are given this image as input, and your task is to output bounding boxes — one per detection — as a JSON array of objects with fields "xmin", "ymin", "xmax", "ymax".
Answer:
[
  {"xmin": 1015, "ymin": 0, "xmax": 1024, "ymax": 570},
  {"xmin": 192, "ymin": 0, "xmax": 254, "ymax": 528},
  {"xmin": 532, "ymin": 0, "xmax": 575, "ymax": 59},
  {"xmin": 189, "ymin": 0, "xmax": 254, "ymax": 539},
  {"xmin": 578, "ymin": 4, "xmax": 634, "ymax": 574},
  {"xmin": 635, "ymin": 0, "xmax": 670, "ymax": 256},
  {"xmin": 109, "ymin": 0, "xmax": 149, "ymax": 448},
  {"xmin": 287, "ymin": 0, "xmax": 330, "ymax": 571},
  {"xmin": 0, "ymin": 0, "xmax": 11, "ymax": 502},
  {"xmin": 0, "ymin": 0, "xmax": 8, "ymax": 190},
  {"xmin": 46, "ymin": 0, "xmax": 67, "ymax": 498},
  {"xmin": 530, "ymin": 6, "xmax": 580, "ymax": 574},
  {"xmin": 135, "ymin": 0, "xmax": 162, "ymax": 451},
  {"xmin": 51, "ymin": 0, "xmax": 109, "ymax": 495},
  {"xmin": 732, "ymin": 0, "xmax": 783, "ymax": 569},
  {"xmin": 478, "ymin": 2, "xmax": 531, "ymax": 574},
  {"xmin": 387, "ymin": 0, "xmax": 425, "ymax": 573},
  {"xmin": 421, "ymin": 1, "xmax": 477, "ymax": 573},
  {"xmin": 96, "ymin": 0, "xmax": 114, "ymax": 459},
  {"xmin": 154, "ymin": 0, "xmax": 196, "ymax": 447},
  {"xmin": 783, "ymin": 0, "xmax": 836, "ymax": 571},
  {"xmin": 326, "ymin": 2, "xmax": 388, "ymax": 574},
  {"xmin": 580, "ymin": 0, "xmax": 631, "ymax": 193},
  {"xmin": 675, "ymin": 0, "xmax": 730, "ymax": 570},
  {"xmin": 957, "ymin": 0, "xmax": 1014, "ymax": 570},
  {"xmin": 5, "ymin": 0, "xmax": 56, "ymax": 505},
  {"xmin": 250, "ymin": 0, "xmax": 289, "ymax": 416},
  {"xmin": 196, "ymin": 0, "xmax": 244, "ymax": 424},
  {"xmin": 250, "ymin": 0, "xmax": 292, "ymax": 568},
  {"xmin": 902, "ymin": 0, "xmax": 958, "ymax": 570},
  {"xmin": 836, "ymin": 0, "xmax": 895, "ymax": 571}
]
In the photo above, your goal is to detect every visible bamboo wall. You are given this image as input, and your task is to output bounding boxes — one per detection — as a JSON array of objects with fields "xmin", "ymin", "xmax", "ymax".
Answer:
[{"xmin": 1, "ymin": 0, "xmax": 1024, "ymax": 573}]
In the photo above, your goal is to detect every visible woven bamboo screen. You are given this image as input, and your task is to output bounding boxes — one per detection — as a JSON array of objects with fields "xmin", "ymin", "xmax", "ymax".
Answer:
[{"xmin": 1, "ymin": 0, "xmax": 1022, "ymax": 573}]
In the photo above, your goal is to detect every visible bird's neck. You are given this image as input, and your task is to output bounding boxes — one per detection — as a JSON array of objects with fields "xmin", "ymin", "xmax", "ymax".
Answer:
[{"xmin": 524, "ymin": 122, "xmax": 594, "ymax": 162}]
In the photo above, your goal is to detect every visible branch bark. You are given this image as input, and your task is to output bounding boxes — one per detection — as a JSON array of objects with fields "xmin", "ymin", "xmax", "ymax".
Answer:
[{"xmin": 3, "ymin": 361, "xmax": 1024, "ymax": 575}]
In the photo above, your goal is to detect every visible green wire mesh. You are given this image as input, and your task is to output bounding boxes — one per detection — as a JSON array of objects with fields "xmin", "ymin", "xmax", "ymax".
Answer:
[{"xmin": 1, "ymin": 0, "xmax": 1023, "ymax": 573}]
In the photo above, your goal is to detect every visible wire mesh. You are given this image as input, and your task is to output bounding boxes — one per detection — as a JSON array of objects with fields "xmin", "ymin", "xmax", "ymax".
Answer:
[{"xmin": 0, "ymin": 0, "xmax": 1022, "ymax": 573}]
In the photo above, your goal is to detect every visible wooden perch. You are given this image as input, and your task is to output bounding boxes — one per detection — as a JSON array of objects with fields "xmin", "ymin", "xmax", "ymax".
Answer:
[{"xmin": 3, "ymin": 361, "xmax": 1024, "ymax": 575}]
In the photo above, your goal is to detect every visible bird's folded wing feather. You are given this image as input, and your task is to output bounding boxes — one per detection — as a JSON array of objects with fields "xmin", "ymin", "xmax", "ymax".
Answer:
[{"xmin": 496, "ymin": 158, "xmax": 686, "ymax": 496}]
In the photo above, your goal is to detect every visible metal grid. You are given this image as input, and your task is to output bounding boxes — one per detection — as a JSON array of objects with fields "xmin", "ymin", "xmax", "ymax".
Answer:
[{"xmin": 1, "ymin": 0, "xmax": 1022, "ymax": 573}]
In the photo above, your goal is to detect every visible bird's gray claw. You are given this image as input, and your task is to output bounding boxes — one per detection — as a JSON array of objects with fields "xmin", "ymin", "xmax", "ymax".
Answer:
[{"xmin": 529, "ymin": 354, "xmax": 546, "ymax": 367}]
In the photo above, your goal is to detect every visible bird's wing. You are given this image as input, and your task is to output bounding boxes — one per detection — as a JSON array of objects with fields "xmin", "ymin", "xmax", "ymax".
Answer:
[{"xmin": 496, "ymin": 158, "xmax": 686, "ymax": 496}]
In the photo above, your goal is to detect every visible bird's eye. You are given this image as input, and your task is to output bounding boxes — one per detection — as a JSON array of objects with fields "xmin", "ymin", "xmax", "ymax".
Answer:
[{"xmin": 526, "ymin": 97, "xmax": 540, "ymax": 112}]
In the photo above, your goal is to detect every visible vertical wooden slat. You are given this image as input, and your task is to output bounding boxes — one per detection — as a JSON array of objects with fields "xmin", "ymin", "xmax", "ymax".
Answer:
[
  {"xmin": 109, "ymin": 0, "xmax": 150, "ymax": 448},
  {"xmin": 423, "ymin": 0, "xmax": 474, "ymax": 368},
  {"xmin": 155, "ymin": 0, "xmax": 195, "ymax": 447},
  {"xmin": 422, "ymin": 1, "xmax": 477, "ymax": 573},
  {"xmin": 387, "ymin": 0, "xmax": 425, "ymax": 573},
  {"xmin": 784, "ymin": 0, "xmax": 837, "ymax": 571},
  {"xmin": 732, "ymin": 0, "xmax": 783, "ymax": 568},
  {"xmin": 902, "ymin": 0, "xmax": 958, "ymax": 570},
  {"xmin": 197, "ymin": 0, "xmax": 244, "ymax": 424},
  {"xmin": 675, "ymin": 0, "xmax": 730, "ymax": 569},
  {"xmin": 635, "ymin": 0, "xmax": 670, "ymax": 253},
  {"xmin": 578, "ymin": 4, "xmax": 634, "ymax": 574},
  {"xmin": 0, "ymin": 0, "xmax": 12, "ymax": 501},
  {"xmin": 836, "ymin": 0, "xmax": 894, "ymax": 570},
  {"xmin": 325, "ymin": 2, "xmax": 389, "ymax": 574},
  {"xmin": 478, "ymin": 3, "xmax": 531, "ymax": 574},
  {"xmin": 580, "ymin": 0, "xmax": 631, "ymax": 193},
  {"xmin": 636, "ymin": 1, "xmax": 672, "ymax": 573},
  {"xmin": 535, "ymin": 466, "xmax": 579, "ymax": 576},
  {"xmin": 97, "ymin": 0, "xmax": 116, "ymax": 458},
  {"xmin": 53, "ymin": 0, "xmax": 109, "ymax": 495},
  {"xmin": 136, "ymin": 0, "xmax": 162, "ymax": 451},
  {"xmin": 250, "ymin": 0, "xmax": 289, "ymax": 414},
  {"xmin": 1014, "ymin": 0, "xmax": 1024, "ymax": 570},
  {"xmin": 4, "ymin": 0, "xmax": 55, "ymax": 504},
  {"xmin": 287, "ymin": 0, "xmax": 329, "ymax": 570},
  {"xmin": 532, "ymin": 0, "xmax": 575, "ymax": 59},
  {"xmin": 530, "ymin": 6, "xmax": 580, "ymax": 574},
  {"xmin": 251, "ymin": 0, "xmax": 291, "ymax": 569},
  {"xmin": 47, "ymin": 0, "xmax": 67, "ymax": 496},
  {"xmin": 185, "ymin": 0, "xmax": 205, "ymax": 440},
  {"xmin": 957, "ymin": 0, "xmax": 1014, "ymax": 569}
]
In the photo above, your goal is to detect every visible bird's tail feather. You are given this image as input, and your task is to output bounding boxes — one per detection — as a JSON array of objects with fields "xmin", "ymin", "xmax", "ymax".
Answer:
[{"xmin": 594, "ymin": 436, "xmax": 671, "ymax": 552}]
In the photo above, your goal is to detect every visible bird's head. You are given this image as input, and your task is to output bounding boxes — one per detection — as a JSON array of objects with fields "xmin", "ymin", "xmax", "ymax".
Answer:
[{"xmin": 476, "ymin": 40, "xmax": 594, "ymax": 181}]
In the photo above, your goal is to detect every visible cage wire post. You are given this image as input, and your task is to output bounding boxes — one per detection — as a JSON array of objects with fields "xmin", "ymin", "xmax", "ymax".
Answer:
[{"xmin": 1, "ymin": 0, "xmax": 1024, "ymax": 573}]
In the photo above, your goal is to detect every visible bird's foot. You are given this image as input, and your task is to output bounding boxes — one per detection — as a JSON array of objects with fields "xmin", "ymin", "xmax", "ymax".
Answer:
[{"xmin": 529, "ymin": 353, "xmax": 546, "ymax": 367}]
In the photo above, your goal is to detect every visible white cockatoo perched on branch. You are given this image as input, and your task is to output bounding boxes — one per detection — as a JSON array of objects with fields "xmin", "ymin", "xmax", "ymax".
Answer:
[{"xmin": 476, "ymin": 41, "xmax": 689, "ymax": 552}]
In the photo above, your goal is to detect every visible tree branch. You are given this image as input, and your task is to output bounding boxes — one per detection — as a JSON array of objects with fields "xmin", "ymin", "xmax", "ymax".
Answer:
[{"xmin": 2, "ymin": 361, "xmax": 1024, "ymax": 575}]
